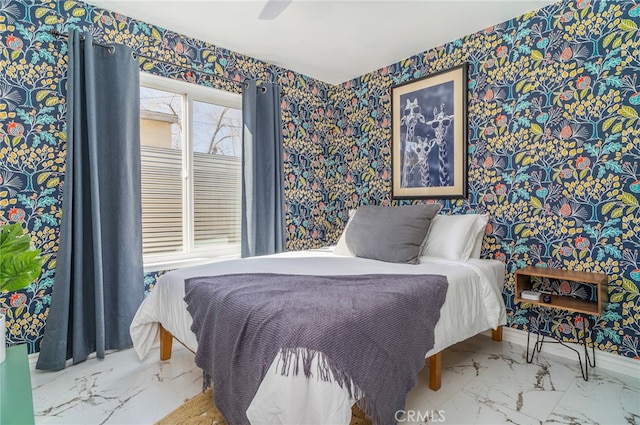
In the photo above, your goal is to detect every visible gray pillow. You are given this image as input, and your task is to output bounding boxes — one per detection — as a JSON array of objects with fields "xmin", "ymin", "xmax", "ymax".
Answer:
[{"xmin": 345, "ymin": 204, "xmax": 442, "ymax": 264}]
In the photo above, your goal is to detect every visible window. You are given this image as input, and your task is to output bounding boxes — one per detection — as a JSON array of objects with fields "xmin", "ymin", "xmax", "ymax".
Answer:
[{"xmin": 139, "ymin": 73, "xmax": 242, "ymax": 270}]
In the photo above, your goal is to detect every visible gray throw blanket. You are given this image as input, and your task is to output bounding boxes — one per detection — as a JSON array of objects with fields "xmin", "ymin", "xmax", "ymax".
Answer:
[{"xmin": 185, "ymin": 273, "xmax": 448, "ymax": 425}]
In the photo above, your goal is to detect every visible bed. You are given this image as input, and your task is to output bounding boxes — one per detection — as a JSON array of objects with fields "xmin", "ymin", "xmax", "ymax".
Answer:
[
  {"xmin": 130, "ymin": 250, "xmax": 506, "ymax": 424},
  {"xmin": 131, "ymin": 204, "xmax": 506, "ymax": 425}
]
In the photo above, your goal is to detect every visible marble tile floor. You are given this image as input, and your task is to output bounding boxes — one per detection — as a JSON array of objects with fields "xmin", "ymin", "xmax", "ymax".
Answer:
[{"xmin": 30, "ymin": 334, "xmax": 640, "ymax": 425}]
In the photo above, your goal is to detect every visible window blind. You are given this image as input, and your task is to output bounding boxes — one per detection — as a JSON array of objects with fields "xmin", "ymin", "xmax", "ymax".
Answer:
[
  {"xmin": 141, "ymin": 145, "xmax": 241, "ymax": 256},
  {"xmin": 140, "ymin": 145, "xmax": 183, "ymax": 255},
  {"xmin": 193, "ymin": 152, "xmax": 241, "ymax": 250}
]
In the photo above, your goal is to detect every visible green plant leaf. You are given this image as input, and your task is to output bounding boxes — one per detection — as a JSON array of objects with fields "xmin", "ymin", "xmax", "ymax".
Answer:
[
  {"xmin": 0, "ymin": 250, "xmax": 43, "ymax": 292},
  {"xmin": 0, "ymin": 223, "xmax": 44, "ymax": 293},
  {"xmin": 0, "ymin": 223, "xmax": 30, "ymax": 253}
]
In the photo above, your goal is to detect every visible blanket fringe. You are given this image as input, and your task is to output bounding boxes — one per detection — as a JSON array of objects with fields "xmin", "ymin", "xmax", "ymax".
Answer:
[
  {"xmin": 202, "ymin": 370, "xmax": 212, "ymax": 392},
  {"xmin": 276, "ymin": 348, "xmax": 382, "ymax": 425}
]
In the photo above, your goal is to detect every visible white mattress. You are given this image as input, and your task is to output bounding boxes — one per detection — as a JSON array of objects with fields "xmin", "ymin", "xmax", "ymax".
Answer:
[{"xmin": 130, "ymin": 250, "xmax": 507, "ymax": 424}]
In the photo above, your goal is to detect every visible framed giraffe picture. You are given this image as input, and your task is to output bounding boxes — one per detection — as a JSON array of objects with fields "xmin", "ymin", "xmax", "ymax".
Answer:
[{"xmin": 391, "ymin": 64, "xmax": 468, "ymax": 199}]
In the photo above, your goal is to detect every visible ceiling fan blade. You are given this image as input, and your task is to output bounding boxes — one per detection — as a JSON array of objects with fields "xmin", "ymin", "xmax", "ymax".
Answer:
[{"xmin": 258, "ymin": 0, "xmax": 293, "ymax": 20}]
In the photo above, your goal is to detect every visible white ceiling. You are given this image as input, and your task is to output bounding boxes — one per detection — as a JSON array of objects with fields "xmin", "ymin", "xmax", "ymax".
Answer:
[{"xmin": 86, "ymin": 0, "xmax": 558, "ymax": 85}]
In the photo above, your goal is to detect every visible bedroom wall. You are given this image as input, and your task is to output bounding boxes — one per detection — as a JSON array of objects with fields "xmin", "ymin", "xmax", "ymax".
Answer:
[
  {"xmin": 0, "ymin": 0, "xmax": 333, "ymax": 352},
  {"xmin": 327, "ymin": 0, "xmax": 640, "ymax": 359}
]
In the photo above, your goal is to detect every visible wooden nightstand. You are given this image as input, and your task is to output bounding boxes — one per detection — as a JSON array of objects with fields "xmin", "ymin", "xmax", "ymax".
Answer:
[
  {"xmin": 0, "ymin": 344, "xmax": 35, "ymax": 424},
  {"xmin": 514, "ymin": 266, "xmax": 608, "ymax": 381}
]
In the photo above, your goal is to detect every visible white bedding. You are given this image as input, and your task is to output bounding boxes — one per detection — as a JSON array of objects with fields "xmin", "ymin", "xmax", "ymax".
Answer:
[{"xmin": 130, "ymin": 250, "xmax": 506, "ymax": 424}]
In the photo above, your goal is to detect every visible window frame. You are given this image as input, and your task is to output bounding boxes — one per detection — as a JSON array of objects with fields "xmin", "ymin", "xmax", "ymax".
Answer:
[{"xmin": 140, "ymin": 72, "xmax": 243, "ymax": 272}]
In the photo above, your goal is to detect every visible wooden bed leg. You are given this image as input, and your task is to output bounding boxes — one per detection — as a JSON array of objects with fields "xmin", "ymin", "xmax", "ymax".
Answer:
[
  {"xmin": 492, "ymin": 326, "xmax": 503, "ymax": 342},
  {"xmin": 428, "ymin": 352, "xmax": 442, "ymax": 391},
  {"xmin": 159, "ymin": 324, "xmax": 173, "ymax": 361}
]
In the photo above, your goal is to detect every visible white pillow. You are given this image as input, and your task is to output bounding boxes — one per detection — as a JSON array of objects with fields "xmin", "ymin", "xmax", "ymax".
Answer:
[
  {"xmin": 421, "ymin": 214, "xmax": 487, "ymax": 261},
  {"xmin": 469, "ymin": 214, "xmax": 489, "ymax": 259},
  {"xmin": 333, "ymin": 209, "xmax": 356, "ymax": 256}
]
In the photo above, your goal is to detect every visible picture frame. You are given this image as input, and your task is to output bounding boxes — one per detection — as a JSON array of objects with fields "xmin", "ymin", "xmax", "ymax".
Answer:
[{"xmin": 391, "ymin": 63, "xmax": 468, "ymax": 199}]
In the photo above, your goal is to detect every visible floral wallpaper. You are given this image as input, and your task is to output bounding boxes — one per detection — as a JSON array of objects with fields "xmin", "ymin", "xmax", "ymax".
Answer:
[
  {"xmin": 328, "ymin": 0, "xmax": 640, "ymax": 359},
  {"xmin": 0, "ymin": 0, "xmax": 331, "ymax": 352},
  {"xmin": 1, "ymin": 0, "xmax": 639, "ymax": 362}
]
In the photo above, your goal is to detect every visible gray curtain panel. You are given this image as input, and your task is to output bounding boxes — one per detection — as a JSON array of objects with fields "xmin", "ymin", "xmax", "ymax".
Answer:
[
  {"xmin": 36, "ymin": 30, "xmax": 143, "ymax": 370},
  {"xmin": 241, "ymin": 80, "xmax": 286, "ymax": 257}
]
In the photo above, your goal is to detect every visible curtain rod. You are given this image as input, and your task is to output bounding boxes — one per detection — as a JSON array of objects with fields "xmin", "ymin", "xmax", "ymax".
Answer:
[
  {"xmin": 49, "ymin": 30, "xmax": 271, "ymax": 89},
  {"xmin": 50, "ymin": 29, "xmax": 114, "ymax": 52}
]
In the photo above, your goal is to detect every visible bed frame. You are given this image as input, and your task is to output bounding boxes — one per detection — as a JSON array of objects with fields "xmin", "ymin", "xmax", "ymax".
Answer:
[{"xmin": 158, "ymin": 324, "xmax": 503, "ymax": 391}]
